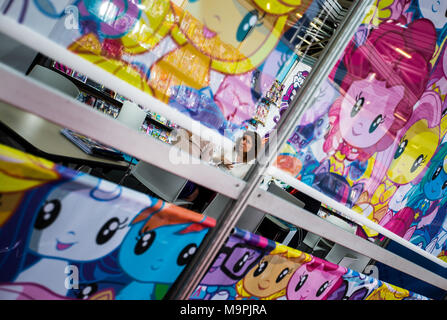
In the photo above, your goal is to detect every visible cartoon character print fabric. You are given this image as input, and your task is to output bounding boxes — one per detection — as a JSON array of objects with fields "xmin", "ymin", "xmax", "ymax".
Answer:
[
  {"xmin": 0, "ymin": 144, "xmax": 215, "ymax": 300},
  {"xmin": 271, "ymin": 0, "xmax": 447, "ymax": 261},
  {"xmin": 191, "ymin": 228, "xmax": 428, "ymax": 300},
  {"xmin": 1, "ymin": 0, "xmax": 314, "ymax": 138}
]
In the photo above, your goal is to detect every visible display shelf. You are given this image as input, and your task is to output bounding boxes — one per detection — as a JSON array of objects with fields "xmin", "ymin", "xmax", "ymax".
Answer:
[
  {"xmin": 48, "ymin": 57, "xmax": 178, "ymax": 132},
  {"xmin": 246, "ymin": 185, "xmax": 447, "ymax": 291},
  {"xmin": 0, "ymin": 63, "xmax": 245, "ymax": 201},
  {"xmin": 268, "ymin": 166, "xmax": 447, "ymax": 268},
  {"xmin": 51, "ymin": 64, "xmax": 123, "ymax": 108}
]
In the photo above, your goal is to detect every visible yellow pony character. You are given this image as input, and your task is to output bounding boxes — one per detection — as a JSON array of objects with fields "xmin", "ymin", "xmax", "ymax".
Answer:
[
  {"xmin": 0, "ymin": 144, "xmax": 59, "ymax": 227},
  {"xmin": 235, "ymin": 243, "xmax": 311, "ymax": 300},
  {"xmin": 150, "ymin": 0, "xmax": 311, "ymax": 102},
  {"xmin": 366, "ymin": 283, "xmax": 410, "ymax": 300}
]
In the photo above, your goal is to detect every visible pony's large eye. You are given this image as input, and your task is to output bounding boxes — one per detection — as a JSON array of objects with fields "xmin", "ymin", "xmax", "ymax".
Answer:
[
  {"xmin": 316, "ymin": 281, "xmax": 330, "ymax": 297},
  {"xmin": 350, "ymin": 96, "xmax": 364, "ymax": 117},
  {"xmin": 236, "ymin": 10, "xmax": 258, "ymax": 42},
  {"xmin": 76, "ymin": 283, "xmax": 98, "ymax": 300},
  {"xmin": 177, "ymin": 243, "xmax": 197, "ymax": 266},
  {"xmin": 442, "ymin": 180, "xmax": 447, "ymax": 190},
  {"xmin": 369, "ymin": 114, "xmax": 383, "ymax": 133},
  {"xmin": 233, "ymin": 252, "xmax": 250, "ymax": 273},
  {"xmin": 410, "ymin": 154, "xmax": 425, "ymax": 173},
  {"xmin": 394, "ymin": 139, "xmax": 408, "ymax": 159},
  {"xmin": 96, "ymin": 218, "xmax": 120, "ymax": 245},
  {"xmin": 134, "ymin": 231, "xmax": 156, "ymax": 255},
  {"xmin": 433, "ymin": 166, "xmax": 443, "ymax": 180},
  {"xmin": 294, "ymin": 274, "xmax": 308, "ymax": 292},
  {"xmin": 253, "ymin": 261, "xmax": 268, "ymax": 277},
  {"xmin": 276, "ymin": 268, "xmax": 290, "ymax": 283},
  {"xmin": 35, "ymin": 199, "xmax": 61, "ymax": 230}
]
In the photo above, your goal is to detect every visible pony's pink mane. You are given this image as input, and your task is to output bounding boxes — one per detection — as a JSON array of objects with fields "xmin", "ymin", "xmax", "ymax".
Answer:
[{"xmin": 337, "ymin": 19, "xmax": 437, "ymax": 155}]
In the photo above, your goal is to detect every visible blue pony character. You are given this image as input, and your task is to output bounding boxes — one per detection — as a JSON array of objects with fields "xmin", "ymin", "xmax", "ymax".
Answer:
[
  {"xmin": 117, "ymin": 200, "xmax": 215, "ymax": 300},
  {"xmin": 405, "ymin": 142, "xmax": 447, "ymax": 245},
  {"xmin": 408, "ymin": 142, "xmax": 447, "ymax": 250}
]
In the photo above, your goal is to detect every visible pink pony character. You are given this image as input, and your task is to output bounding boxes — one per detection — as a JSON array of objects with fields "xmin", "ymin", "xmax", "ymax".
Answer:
[
  {"xmin": 323, "ymin": 19, "xmax": 437, "ymax": 169},
  {"xmin": 286, "ymin": 258, "xmax": 347, "ymax": 300},
  {"xmin": 355, "ymin": 91, "xmax": 442, "ymax": 239},
  {"xmin": 428, "ymin": 39, "xmax": 447, "ymax": 104}
]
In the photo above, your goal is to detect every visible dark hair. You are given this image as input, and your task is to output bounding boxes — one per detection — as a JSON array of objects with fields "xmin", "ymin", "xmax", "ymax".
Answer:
[{"xmin": 235, "ymin": 131, "xmax": 262, "ymax": 163}]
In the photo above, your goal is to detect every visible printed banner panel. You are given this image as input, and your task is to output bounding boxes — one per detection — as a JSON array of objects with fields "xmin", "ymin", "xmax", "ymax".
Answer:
[
  {"xmin": 0, "ymin": 144, "xmax": 215, "ymax": 300},
  {"xmin": 274, "ymin": 0, "xmax": 447, "ymax": 261},
  {"xmin": 190, "ymin": 228, "xmax": 429, "ymax": 300},
  {"xmin": 0, "ymin": 0, "xmax": 322, "ymax": 140}
]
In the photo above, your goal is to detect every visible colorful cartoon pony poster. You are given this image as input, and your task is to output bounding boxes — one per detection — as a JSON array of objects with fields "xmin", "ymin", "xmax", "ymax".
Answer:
[
  {"xmin": 0, "ymin": 144, "xmax": 215, "ymax": 300},
  {"xmin": 190, "ymin": 228, "xmax": 428, "ymax": 300},
  {"xmin": 1, "ymin": 0, "xmax": 315, "ymax": 139},
  {"xmin": 272, "ymin": 0, "xmax": 447, "ymax": 262}
]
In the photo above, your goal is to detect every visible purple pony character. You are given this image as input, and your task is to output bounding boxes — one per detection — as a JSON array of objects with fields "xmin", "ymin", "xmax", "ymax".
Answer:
[{"xmin": 190, "ymin": 229, "xmax": 273, "ymax": 300}]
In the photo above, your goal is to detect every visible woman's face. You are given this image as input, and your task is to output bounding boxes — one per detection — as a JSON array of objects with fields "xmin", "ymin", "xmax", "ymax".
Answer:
[{"xmin": 240, "ymin": 135, "xmax": 254, "ymax": 153}]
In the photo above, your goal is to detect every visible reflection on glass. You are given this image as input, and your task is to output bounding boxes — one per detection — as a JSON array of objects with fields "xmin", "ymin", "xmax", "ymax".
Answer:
[{"xmin": 274, "ymin": 0, "xmax": 447, "ymax": 261}]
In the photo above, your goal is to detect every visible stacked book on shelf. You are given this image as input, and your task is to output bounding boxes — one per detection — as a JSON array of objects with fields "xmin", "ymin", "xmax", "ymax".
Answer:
[
  {"xmin": 52, "ymin": 60, "xmax": 177, "ymax": 146},
  {"xmin": 60, "ymin": 128, "xmax": 124, "ymax": 161}
]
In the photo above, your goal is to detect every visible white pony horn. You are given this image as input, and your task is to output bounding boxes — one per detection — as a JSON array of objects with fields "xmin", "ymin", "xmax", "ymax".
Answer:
[{"xmin": 91, "ymin": 179, "xmax": 122, "ymax": 201}]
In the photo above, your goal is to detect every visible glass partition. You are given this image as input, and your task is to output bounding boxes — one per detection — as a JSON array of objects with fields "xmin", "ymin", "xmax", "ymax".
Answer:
[
  {"xmin": 272, "ymin": 0, "xmax": 447, "ymax": 264},
  {"xmin": 0, "ymin": 0, "xmax": 334, "ymax": 143}
]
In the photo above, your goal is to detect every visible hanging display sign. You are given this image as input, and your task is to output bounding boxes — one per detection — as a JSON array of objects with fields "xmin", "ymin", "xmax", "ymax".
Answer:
[
  {"xmin": 274, "ymin": 0, "xmax": 447, "ymax": 263},
  {"xmin": 0, "ymin": 144, "xmax": 215, "ymax": 300},
  {"xmin": 190, "ymin": 228, "xmax": 428, "ymax": 300}
]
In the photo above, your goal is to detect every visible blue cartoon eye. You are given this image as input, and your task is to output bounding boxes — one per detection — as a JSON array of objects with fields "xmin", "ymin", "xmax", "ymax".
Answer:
[
  {"xmin": 317, "ymin": 118, "xmax": 324, "ymax": 127},
  {"xmin": 442, "ymin": 180, "xmax": 447, "ymax": 190},
  {"xmin": 134, "ymin": 231, "xmax": 156, "ymax": 255},
  {"xmin": 177, "ymin": 243, "xmax": 197, "ymax": 266},
  {"xmin": 294, "ymin": 274, "xmax": 308, "ymax": 292},
  {"xmin": 394, "ymin": 139, "xmax": 408, "ymax": 159},
  {"xmin": 316, "ymin": 281, "xmax": 330, "ymax": 297},
  {"xmin": 35, "ymin": 199, "xmax": 61, "ymax": 230},
  {"xmin": 369, "ymin": 114, "xmax": 384, "ymax": 133},
  {"xmin": 35, "ymin": 0, "xmax": 65, "ymax": 18},
  {"xmin": 236, "ymin": 10, "xmax": 258, "ymax": 42}
]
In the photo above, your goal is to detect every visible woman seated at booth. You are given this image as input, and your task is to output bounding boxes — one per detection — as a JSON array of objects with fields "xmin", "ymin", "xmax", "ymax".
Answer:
[{"xmin": 175, "ymin": 130, "xmax": 262, "ymax": 211}]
